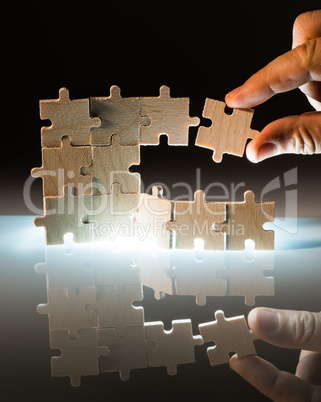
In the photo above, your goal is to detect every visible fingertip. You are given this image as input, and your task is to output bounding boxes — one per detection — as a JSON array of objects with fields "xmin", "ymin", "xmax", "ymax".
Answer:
[{"xmin": 246, "ymin": 142, "xmax": 259, "ymax": 163}]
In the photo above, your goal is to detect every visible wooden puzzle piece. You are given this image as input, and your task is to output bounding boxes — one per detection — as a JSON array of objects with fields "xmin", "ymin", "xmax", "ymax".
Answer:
[
  {"xmin": 98, "ymin": 326, "xmax": 151, "ymax": 381},
  {"xmin": 34, "ymin": 185, "xmax": 92, "ymax": 245},
  {"xmin": 136, "ymin": 248, "xmax": 173, "ymax": 299},
  {"xmin": 198, "ymin": 310, "xmax": 257, "ymax": 366},
  {"xmin": 169, "ymin": 250, "xmax": 225, "ymax": 305},
  {"xmin": 40, "ymin": 87, "xmax": 101, "ymax": 147},
  {"xmin": 215, "ymin": 250, "xmax": 275, "ymax": 305},
  {"xmin": 32, "ymin": 136, "xmax": 92, "ymax": 197},
  {"xmin": 37, "ymin": 287, "xmax": 97, "ymax": 339},
  {"xmin": 215, "ymin": 190, "xmax": 274, "ymax": 250},
  {"xmin": 86, "ymin": 284, "xmax": 144, "ymax": 337},
  {"xmin": 140, "ymin": 85, "xmax": 200, "ymax": 145},
  {"xmin": 50, "ymin": 328, "xmax": 109, "ymax": 387},
  {"xmin": 134, "ymin": 186, "xmax": 173, "ymax": 248},
  {"xmin": 195, "ymin": 98, "xmax": 259, "ymax": 162},
  {"xmin": 35, "ymin": 244, "xmax": 95, "ymax": 296},
  {"xmin": 165, "ymin": 190, "xmax": 225, "ymax": 250},
  {"xmin": 81, "ymin": 134, "xmax": 140, "ymax": 195},
  {"xmin": 86, "ymin": 183, "xmax": 140, "ymax": 242},
  {"xmin": 144, "ymin": 319, "xmax": 204, "ymax": 375},
  {"xmin": 90, "ymin": 85, "xmax": 150, "ymax": 146}
]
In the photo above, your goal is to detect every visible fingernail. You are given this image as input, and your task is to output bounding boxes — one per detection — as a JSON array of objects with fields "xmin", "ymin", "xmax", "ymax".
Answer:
[
  {"xmin": 257, "ymin": 309, "xmax": 279, "ymax": 333},
  {"xmin": 226, "ymin": 86, "xmax": 243, "ymax": 99},
  {"xmin": 256, "ymin": 143, "xmax": 279, "ymax": 162}
]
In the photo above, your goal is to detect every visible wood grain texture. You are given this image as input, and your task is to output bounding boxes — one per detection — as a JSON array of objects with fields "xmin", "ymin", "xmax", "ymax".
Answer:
[
  {"xmin": 40, "ymin": 87, "xmax": 101, "ymax": 147},
  {"xmin": 81, "ymin": 134, "xmax": 140, "ymax": 195},
  {"xmin": 90, "ymin": 85, "xmax": 150, "ymax": 146},
  {"xmin": 32, "ymin": 136, "xmax": 92, "ymax": 197},
  {"xmin": 199, "ymin": 310, "xmax": 257, "ymax": 366},
  {"xmin": 165, "ymin": 190, "xmax": 225, "ymax": 250},
  {"xmin": 215, "ymin": 190, "xmax": 274, "ymax": 250},
  {"xmin": 196, "ymin": 98, "xmax": 259, "ymax": 162},
  {"xmin": 140, "ymin": 85, "xmax": 200, "ymax": 145}
]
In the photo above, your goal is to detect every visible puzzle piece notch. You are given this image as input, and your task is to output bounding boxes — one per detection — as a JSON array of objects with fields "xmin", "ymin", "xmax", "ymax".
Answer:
[
  {"xmin": 195, "ymin": 98, "xmax": 259, "ymax": 162},
  {"xmin": 37, "ymin": 287, "xmax": 97, "ymax": 339},
  {"xmin": 90, "ymin": 85, "xmax": 150, "ymax": 146},
  {"xmin": 199, "ymin": 310, "xmax": 257, "ymax": 366},
  {"xmin": 140, "ymin": 85, "xmax": 200, "ymax": 145},
  {"xmin": 34, "ymin": 185, "xmax": 93, "ymax": 245},
  {"xmin": 32, "ymin": 135, "xmax": 92, "ymax": 197},
  {"xmin": 81, "ymin": 134, "xmax": 140, "ymax": 195},
  {"xmin": 144, "ymin": 319, "xmax": 204, "ymax": 375},
  {"xmin": 165, "ymin": 190, "xmax": 225, "ymax": 250},
  {"xmin": 50, "ymin": 328, "xmax": 109, "ymax": 387},
  {"xmin": 40, "ymin": 87, "xmax": 101, "ymax": 148},
  {"xmin": 85, "ymin": 284, "xmax": 144, "ymax": 336},
  {"xmin": 215, "ymin": 190, "xmax": 274, "ymax": 250}
]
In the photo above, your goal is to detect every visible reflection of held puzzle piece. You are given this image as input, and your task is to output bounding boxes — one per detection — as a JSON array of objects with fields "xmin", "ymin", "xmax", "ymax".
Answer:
[
  {"xmin": 140, "ymin": 85, "xmax": 200, "ymax": 145},
  {"xmin": 199, "ymin": 310, "xmax": 257, "ymax": 366},
  {"xmin": 215, "ymin": 190, "xmax": 274, "ymax": 250},
  {"xmin": 40, "ymin": 87, "xmax": 100, "ymax": 147},
  {"xmin": 196, "ymin": 98, "xmax": 259, "ymax": 162}
]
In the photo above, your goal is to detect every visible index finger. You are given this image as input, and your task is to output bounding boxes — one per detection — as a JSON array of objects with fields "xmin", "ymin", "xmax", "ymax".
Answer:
[{"xmin": 225, "ymin": 38, "xmax": 321, "ymax": 108}]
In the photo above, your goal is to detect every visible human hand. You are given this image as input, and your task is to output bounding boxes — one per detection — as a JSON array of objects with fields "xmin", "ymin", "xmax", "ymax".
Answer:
[
  {"xmin": 229, "ymin": 308, "xmax": 321, "ymax": 401},
  {"xmin": 225, "ymin": 10, "xmax": 321, "ymax": 163}
]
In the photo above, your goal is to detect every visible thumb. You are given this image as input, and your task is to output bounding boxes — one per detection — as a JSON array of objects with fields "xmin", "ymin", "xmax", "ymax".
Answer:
[
  {"xmin": 248, "ymin": 308, "xmax": 321, "ymax": 352},
  {"xmin": 246, "ymin": 112, "xmax": 321, "ymax": 163}
]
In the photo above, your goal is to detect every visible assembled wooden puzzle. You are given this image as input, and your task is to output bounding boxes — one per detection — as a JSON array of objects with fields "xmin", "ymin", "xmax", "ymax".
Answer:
[{"xmin": 33, "ymin": 86, "xmax": 275, "ymax": 386}]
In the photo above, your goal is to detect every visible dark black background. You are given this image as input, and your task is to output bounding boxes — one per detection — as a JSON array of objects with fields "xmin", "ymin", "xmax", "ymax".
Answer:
[{"xmin": 1, "ymin": 2, "xmax": 321, "ymax": 401}]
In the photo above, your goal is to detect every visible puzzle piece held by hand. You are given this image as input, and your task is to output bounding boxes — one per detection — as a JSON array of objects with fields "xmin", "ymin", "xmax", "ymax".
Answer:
[
  {"xmin": 140, "ymin": 85, "xmax": 200, "ymax": 145},
  {"xmin": 40, "ymin": 87, "xmax": 101, "ymax": 147},
  {"xmin": 199, "ymin": 310, "xmax": 257, "ymax": 366},
  {"xmin": 196, "ymin": 98, "xmax": 259, "ymax": 162}
]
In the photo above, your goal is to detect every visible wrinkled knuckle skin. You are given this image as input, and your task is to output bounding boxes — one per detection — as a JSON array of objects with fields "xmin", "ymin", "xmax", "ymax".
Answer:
[
  {"xmin": 287, "ymin": 123, "xmax": 317, "ymax": 155},
  {"xmin": 291, "ymin": 312, "xmax": 319, "ymax": 348}
]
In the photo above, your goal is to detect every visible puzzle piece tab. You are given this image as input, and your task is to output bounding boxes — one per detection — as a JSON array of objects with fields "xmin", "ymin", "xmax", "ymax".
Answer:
[
  {"xmin": 144, "ymin": 319, "xmax": 204, "ymax": 375},
  {"xmin": 40, "ymin": 87, "xmax": 101, "ymax": 147},
  {"xmin": 140, "ymin": 86, "xmax": 200, "ymax": 145},
  {"xmin": 199, "ymin": 310, "xmax": 257, "ymax": 366},
  {"xmin": 32, "ymin": 136, "xmax": 92, "ymax": 197},
  {"xmin": 215, "ymin": 190, "xmax": 274, "ymax": 250},
  {"xmin": 90, "ymin": 85, "xmax": 150, "ymax": 146},
  {"xmin": 196, "ymin": 98, "xmax": 259, "ymax": 162},
  {"xmin": 81, "ymin": 134, "xmax": 140, "ymax": 195},
  {"xmin": 166, "ymin": 190, "xmax": 225, "ymax": 250}
]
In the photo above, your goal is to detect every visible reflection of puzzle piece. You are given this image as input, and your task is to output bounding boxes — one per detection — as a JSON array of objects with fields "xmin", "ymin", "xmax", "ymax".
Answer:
[
  {"xmin": 165, "ymin": 190, "xmax": 225, "ymax": 250},
  {"xmin": 34, "ymin": 185, "xmax": 92, "ymax": 245},
  {"xmin": 140, "ymin": 85, "xmax": 200, "ymax": 145},
  {"xmin": 195, "ymin": 98, "xmax": 259, "ymax": 162},
  {"xmin": 98, "ymin": 326, "xmax": 151, "ymax": 381},
  {"xmin": 37, "ymin": 288, "xmax": 97, "ymax": 339},
  {"xmin": 86, "ymin": 183, "xmax": 139, "ymax": 242},
  {"xmin": 136, "ymin": 248, "xmax": 173, "ymax": 299},
  {"xmin": 215, "ymin": 190, "xmax": 274, "ymax": 250},
  {"xmin": 90, "ymin": 85, "xmax": 150, "ymax": 146},
  {"xmin": 81, "ymin": 134, "xmax": 140, "ymax": 195},
  {"xmin": 86, "ymin": 284, "xmax": 144, "ymax": 336},
  {"xmin": 35, "ymin": 244, "xmax": 95, "ymax": 296},
  {"xmin": 134, "ymin": 186, "xmax": 172, "ymax": 248},
  {"xmin": 144, "ymin": 319, "xmax": 204, "ymax": 375},
  {"xmin": 216, "ymin": 250, "xmax": 275, "ymax": 305},
  {"xmin": 32, "ymin": 136, "xmax": 91, "ymax": 197},
  {"xmin": 40, "ymin": 87, "xmax": 101, "ymax": 147},
  {"xmin": 51, "ymin": 329, "xmax": 109, "ymax": 387},
  {"xmin": 170, "ymin": 250, "xmax": 225, "ymax": 305},
  {"xmin": 92, "ymin": 247, "xmax": 141, "ymax": 294},
  {"xmin": 199, "ymin": 310, "xmax": 257, "ymax": 366}
]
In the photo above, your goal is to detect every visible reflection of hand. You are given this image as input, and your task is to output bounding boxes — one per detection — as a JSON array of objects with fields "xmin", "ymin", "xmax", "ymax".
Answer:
[
  {"xmin": 230, "ymin": 308, "xmax": 321, "ymax": 401},
  {"xmin": 225, "ymin": 10, "xmax": 321, "ymax": 163}
]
